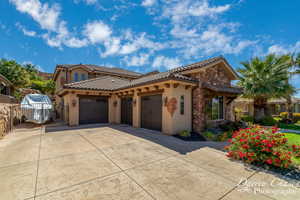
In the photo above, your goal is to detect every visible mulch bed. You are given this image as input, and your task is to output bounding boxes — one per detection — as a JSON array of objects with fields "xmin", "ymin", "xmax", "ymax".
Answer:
[{"xmin": 173, "ymin": 132, "xmax": 206, "ymax": 141}]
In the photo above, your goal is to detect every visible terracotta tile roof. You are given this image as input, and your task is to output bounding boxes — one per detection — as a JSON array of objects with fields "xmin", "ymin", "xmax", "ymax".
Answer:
[
  {"xmin": 64, "ymin": 72, "xmax": 197, "ymax": 91},
  {"xmin": 117, "ymin": 72, "xmax": 197, "ymax": 90},
  {"xmin": 64, "ymin": 76, "xmax": 130, "ymax": 91},
  {"xmin": 169, "ymin": 56, "xmax": 224, "ymax": 73},
  {"xmin": 56, "ymin": 64, "xmax": 142, "ymax": 77},
  {"xmin": 169, "ymin": 56, "xmax": 239, "ymax": 79}
]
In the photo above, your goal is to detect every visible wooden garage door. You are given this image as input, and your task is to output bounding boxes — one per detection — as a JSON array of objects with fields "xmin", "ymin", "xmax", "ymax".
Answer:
[
  {"xmin": 121, "ymin": 97, "xmax": 133, "ymax": 125},
  {"xmin": 141, "ymin": 94, "xmax": 162, "ymax": 131},
  {"xmin": 79, "ymin": 96, "xmax": 108, "ymax": 124}
]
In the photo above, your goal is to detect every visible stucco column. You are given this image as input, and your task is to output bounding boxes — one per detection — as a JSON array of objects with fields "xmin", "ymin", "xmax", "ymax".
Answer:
[
  {"xmin": 132, "ymin": 93, "xmax": 141, "ymax": 128},
  {"xmin": 68, "ymin": 93, "xmax": 79, "ymax": 126},
  {"xmin": 116, "ymin": 97, "xmax": 121, "ymax": 123},
  {"xmin": 162, "ymin": 86, "xmax": 173, "ymax": 135},
  {"xmin": 109, "ymin": 95, "xmax": 121, "ymax": 124}
]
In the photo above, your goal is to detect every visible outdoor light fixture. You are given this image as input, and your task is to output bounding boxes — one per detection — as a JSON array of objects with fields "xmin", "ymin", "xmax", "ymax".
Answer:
[
  {"xmin": 113, "ymin": 100, "xmax": 118, "ymax": 107},
  {"xmin": 133, "ymin": 99, "xmax": 136, "ymax": 106},
  {"xmin": 71, "ymin": 99, "xmax": 77, "ymax": 107}
]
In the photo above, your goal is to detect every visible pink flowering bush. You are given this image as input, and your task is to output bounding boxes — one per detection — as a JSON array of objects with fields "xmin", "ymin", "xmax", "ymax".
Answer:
[{"xmin": 225, "ymin": 126, "xmax": 300, "ymax": 168}]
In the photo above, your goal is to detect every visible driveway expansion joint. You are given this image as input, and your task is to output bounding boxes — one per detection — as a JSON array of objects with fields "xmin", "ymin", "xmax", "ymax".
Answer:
[{"xmin": 78, "ymin": 133, "xmax": 157, "ymax": 200}]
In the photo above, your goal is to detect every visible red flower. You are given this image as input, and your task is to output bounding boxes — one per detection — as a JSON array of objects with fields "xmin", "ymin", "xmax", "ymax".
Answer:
[
  {"xmin": 265, "ymin": 159, "xmax": 273, "ymax": 165},
  {"xmin": 267, "ymin": 143, "xmax": 273, "ymax": 148},
  {"xmin": 239, "ymin": 152, "xmax": 246, "ymax": 159}
]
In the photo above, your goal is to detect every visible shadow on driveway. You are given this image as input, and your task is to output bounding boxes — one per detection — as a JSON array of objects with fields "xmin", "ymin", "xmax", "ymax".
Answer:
[{"xmin": 45, "ymin": 122, "xmax": 228, "ymax": 155}]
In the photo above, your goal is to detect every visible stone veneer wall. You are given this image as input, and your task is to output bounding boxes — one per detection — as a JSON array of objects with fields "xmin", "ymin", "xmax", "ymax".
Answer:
[
  {"xmin": 190, "ymin": 64, "xmax": 234, "ymax": 133},
  {"xmin": 0, "ymin": 104, "xmax": 21, "ymax": 138}
]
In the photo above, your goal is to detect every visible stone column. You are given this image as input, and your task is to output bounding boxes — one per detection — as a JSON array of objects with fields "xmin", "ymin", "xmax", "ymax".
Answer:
[{"xmin": 192, "ymin": 87, "xmax": 206, "ymax": 133}]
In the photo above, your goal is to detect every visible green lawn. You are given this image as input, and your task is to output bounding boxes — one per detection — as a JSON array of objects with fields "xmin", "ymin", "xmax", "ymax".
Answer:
[
  {"xmin": 278, "ymin": 123, "xmax": 300, "ymax": 131},
  {"xmin": 284, "ymin": 133, "xmax": 300, "ymax": 165}
]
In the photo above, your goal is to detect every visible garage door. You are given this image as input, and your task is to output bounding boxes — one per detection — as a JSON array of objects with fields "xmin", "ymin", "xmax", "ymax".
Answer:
[
  {"xmin": 79, "ymin": 96, "xmax": 108, "ymax": 124},
  {"xmin": 141, "ymin": 94, "xmax": 162, "ymax": 131},
  {"xmin": 121, "ymin": 97, "xmax": 133, "ymax": 125}
]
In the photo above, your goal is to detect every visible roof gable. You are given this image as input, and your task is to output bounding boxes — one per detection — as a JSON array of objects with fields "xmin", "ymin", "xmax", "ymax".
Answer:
[{"xmin": 170, "ymin": 56, "xmax": 239, "ymax": 80}]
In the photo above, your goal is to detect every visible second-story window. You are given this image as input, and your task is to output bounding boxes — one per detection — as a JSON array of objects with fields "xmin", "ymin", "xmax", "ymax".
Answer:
[
  {"xmin": 81, "ymin": 74, "xmax": 87, "ymax": 81},
  {"xmin": 74, "ymin": 72, "xmax": 79, "ymax": 82}
]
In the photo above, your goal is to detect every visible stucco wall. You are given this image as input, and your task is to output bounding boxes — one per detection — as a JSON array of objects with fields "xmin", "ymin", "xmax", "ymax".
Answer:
[
  {"xmin": 61, "ymin": 81, "xmax": 193, "ymax": 135},
  {"xmin": 108, "ymin": 94, "xmax": 121, "ymax": 124},
  {"xmin": 162, "ymin": 84, "xmax": 192, "ymax": 135}
]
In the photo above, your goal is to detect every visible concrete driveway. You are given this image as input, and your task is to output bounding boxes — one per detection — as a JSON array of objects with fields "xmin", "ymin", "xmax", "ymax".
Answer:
[{"xmin": 0, "ymin": 123, "xmax": 299, "ymax": 200}]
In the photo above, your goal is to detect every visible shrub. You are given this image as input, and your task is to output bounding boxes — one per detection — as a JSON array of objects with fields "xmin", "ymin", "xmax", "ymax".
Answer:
[
  {"xmin": 258, "ymin": 116, "xmax": 277, "ymax": 126},
  {"xmin": 225, "ymin": 126, "xmax": 300, "ymax": 168},
  {"xmin": 280, "ymin": 112, "xmax": 300, "ymax": 123},
  {"xmin": 219, "ymin": 121, "xmax": 245, "ymax": 132},
  {"xmin": 203, "ymin": 131, "xmax": 217, "ymax": 141},
  {"xmin": 218, "ymin": 131, "xmax": 234, "ymax": 142},
  {"xmin": 241, "ymin": 115, "xmax": 254, "ymax": 123},
  {"xmin": 179, "ymin": 130, "xmax": 191, "ymax": 137}
]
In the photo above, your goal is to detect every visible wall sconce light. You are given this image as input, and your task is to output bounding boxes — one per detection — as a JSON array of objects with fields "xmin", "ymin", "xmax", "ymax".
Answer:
[
  {"xmin": 133, "ymin": 99, "xmax": 137, "ymax": 106},
  {"xmin": 113, "ymin": 100, "xmax": 118, "ymax": 107},
  {"xmin": 71, "ymin": 99, "xmax": 77, "ymax": 107},
  {"xmin": 164, "ymin": 97, "xmax": 168, "ymax": 106}
]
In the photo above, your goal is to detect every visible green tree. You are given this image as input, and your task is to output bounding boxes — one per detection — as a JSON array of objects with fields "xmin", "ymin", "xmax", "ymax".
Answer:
[
  {"xmin": 283, "ymin": 53, "xmax": 300, "ymax": 120},
  {"xmin": 0, "ymin": 59, "xmax": 31, "ymax": 88},
  {"xmin": 238, "ymin": 54, "xmax": 295, "ymax": 121}
]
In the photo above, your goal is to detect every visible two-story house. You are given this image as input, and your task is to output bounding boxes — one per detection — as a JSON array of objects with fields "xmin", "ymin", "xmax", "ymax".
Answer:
[{"xmin": 53, "ymin": 56, "xmax": 242, "ymax": 135}]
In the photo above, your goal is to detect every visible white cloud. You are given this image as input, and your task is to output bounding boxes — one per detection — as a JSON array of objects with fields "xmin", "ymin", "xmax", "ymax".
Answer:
[
  {"xmin": 16, "ymin": 23, "xmax": 36, "ymax": 37},
  {"xmin": 152, "ymin": 56, "xmax": 181, "ymax": 69},
  {"xmin": 74, "ymin": 0, "xmax": 98, "ymax": 5},
  {"xmin": 268, "ymin": 42, "xmax": 300, "ymax": 55},
  {"xmin": 83, "ymin": 21, "xmax": 112, "ymax": 44},
  {"xmin": 101, "ymin": 37, "xmax": 121, "ymax": 57},
  {"xmin": 123, "ymin": 53, "xmax": 150, "ymax": 66},
  {"xmin": 101, "ymin": 31, "xmax": 165, "ymax": 57},
  {"xmin": 42, "ymin": 22, "xmax": 88, "ymax": 48},
  {"xmin": 142, "ymin": 0, "xmax": 156, "ymax": 7},
  {"xmin": 120, "ymin": 32, "xmax": 165, "ymax": 54},
  {"xmin": 10, "ymin": 0, "xmax": 60, "ymax": 31},
  {"xmin": 188, "ymin": 1, "xmax": 230, "ymax": 17},
  {"xmin": 11, "ymin": 0, "xmax": 88, "ymax": 49},
  {"xmin": 142, "ymin": 0, "xmax": 254, "ymax": 57}
]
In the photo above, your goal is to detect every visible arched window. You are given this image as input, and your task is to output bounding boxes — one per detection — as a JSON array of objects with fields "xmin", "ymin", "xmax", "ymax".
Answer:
[{"xmin": 74, "ymin": 72, "xmax": 79, "ymax": 82}]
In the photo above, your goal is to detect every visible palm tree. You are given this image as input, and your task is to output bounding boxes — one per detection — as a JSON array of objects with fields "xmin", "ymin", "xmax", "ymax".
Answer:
[
  {"xmin": 284, "ymin": 53, "xmax": 300, "ymax": 121},
  {"xmin": 238, "ymin": 54, "xmax": 295, "ymax": 121}
]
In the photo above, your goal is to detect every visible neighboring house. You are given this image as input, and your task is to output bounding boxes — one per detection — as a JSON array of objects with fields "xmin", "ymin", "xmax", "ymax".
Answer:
[
  {"xmin": 0, "ymin": 74, "xmax": 17, "ymax": 103},
  {"xmin": 234, "ymin": 97, "xmax": 300, "ymax": 116},
  {"xmin": 38, "ymin": 71, "xmax": 53, "ymax": 80},
  {"xmin": 54, "ymin": 56, "xmax": 242, "ymax": 135}
]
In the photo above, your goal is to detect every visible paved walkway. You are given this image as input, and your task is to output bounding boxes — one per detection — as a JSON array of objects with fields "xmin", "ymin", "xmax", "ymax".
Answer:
[{"xmin": 0, "ymin": 123, "xmax": 299, "ymax": 200}]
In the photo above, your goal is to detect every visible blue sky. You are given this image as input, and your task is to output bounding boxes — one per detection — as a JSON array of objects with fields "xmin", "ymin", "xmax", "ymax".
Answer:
[{"xmin": 1, "ymin": 0, "xmax": 300, "ymax": 94}]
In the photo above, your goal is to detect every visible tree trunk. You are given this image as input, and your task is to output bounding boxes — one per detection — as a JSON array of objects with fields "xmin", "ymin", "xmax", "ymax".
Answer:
[
  {"xmin": 285, "ymin": 95, "xmax": 293, "ymax": 120},
  {"xmin": 253, "ymin": 98, "xmax": 268, "ymax": 122}
]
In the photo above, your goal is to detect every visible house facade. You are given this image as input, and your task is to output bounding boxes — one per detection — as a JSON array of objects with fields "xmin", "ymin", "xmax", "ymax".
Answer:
[{"xmin": 54, "ymin": 56, "xmax": 242, "ymax": 135}]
